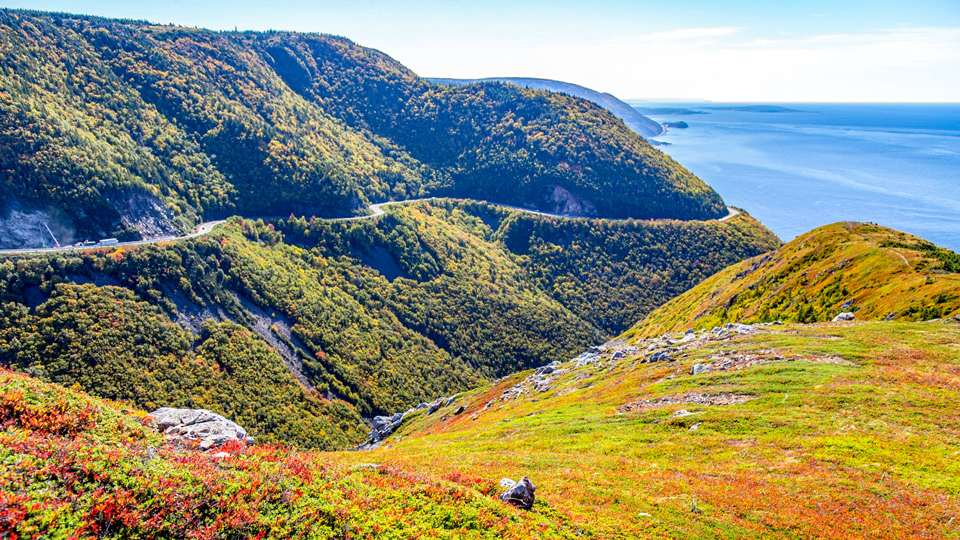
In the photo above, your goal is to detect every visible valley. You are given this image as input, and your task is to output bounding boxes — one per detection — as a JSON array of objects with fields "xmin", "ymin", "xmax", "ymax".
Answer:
[
  {"xmin": 0, "ymin": 199, "xmax": 777, "ymax": 448},
  {"xmin": 0, "ymin": 6, "xmax": 957, "ymax": 540}
]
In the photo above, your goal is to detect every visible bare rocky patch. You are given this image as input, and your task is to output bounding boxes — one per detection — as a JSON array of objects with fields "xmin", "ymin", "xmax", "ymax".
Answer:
[
  {"xmin": 163, "ymin": 285, "xmax": 313, "ymax": 388},
  {"xmin": 618, "ymin": 392, "xmax": 756, "ymax": 413},
  {"xmin": 689, "ymin": 349, "xmax": 856, "ymax": 376}
]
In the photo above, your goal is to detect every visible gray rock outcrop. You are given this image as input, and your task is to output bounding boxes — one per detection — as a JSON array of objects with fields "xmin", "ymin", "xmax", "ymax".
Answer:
[
  {"xmin": 833, "ymin": 312, "xmax": 855, "ymax": 322},
  {"xmin": 691, "ymin": 363, "xmax": 712, "ymax": 376},
  {"xmin": 645, "ymin": 350, "xmax": 676, "ymax": 363},
  {"xmin": 149, "ymin": 407, "xmax": 254, "ymax": 450},
  {"xmin": 500, "ymin": 476, "xmax": 536, "ymax": 510},
  {"xmin": 360, "ymin": 394, "xmax": 461, "ymax": 449}
]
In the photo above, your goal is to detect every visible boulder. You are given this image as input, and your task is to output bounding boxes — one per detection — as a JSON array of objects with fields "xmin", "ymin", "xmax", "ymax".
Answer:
[
  {"xmin": 646, "ymin": 350, "xmax": 676, "ymax": 363},
  {"xmin": 833, "ymin": 312, "xmax": 855, "ymax": 322},
  {"xmin": 690, "ymin": 364, "xmax": 712, "ymax": 376},
  {"xmin": 370, "ymin": 411, "xmax": 408, "ymax": 442},
  {"xmin": 574, "ymin": 351, "xmax": 601, "ymax": 367},
  {"xmin": 500, "ymin": 476, "xmax": 536, "ymax": 510},
  {"xmin": 149, "ymin": 407, "xmax": 254, "ymax": 449}
]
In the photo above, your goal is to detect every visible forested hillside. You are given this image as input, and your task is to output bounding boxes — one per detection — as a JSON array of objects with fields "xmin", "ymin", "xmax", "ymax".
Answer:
[
  {"xmin": 429, "ymin": 76, "xmax": 665, "ymax": 138},
  {"xmin": 0, "ymin": 284, "xmax": 367, "ymax": 448},
  {"xmin": 262, "ymin": 34, "xmax": 722, "ymax": 219},
  {"xmin": 279, "ymin": 200, "xmax": 779, "ymax": 336},
  {"xmin": 0, "ymin": 200, "xmax": 776, "ymax": 448},
  {"xmin": 0, "ymin": 9, "xmax": 724, "ymax": 249}
]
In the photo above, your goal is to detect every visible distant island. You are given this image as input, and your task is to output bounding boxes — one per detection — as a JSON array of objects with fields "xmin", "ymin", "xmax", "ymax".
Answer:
[
  {"xmin": 429, "ymin": 77, "xmax": 664, "ymax": 138},
  {"xmin": 703, "ymin": 105, "xmax": 804, "ymax": 113},
  {"xmin": 633, "ymin": 107, "xmax": 708, "ymax": 115},
  {"xmin": 634, "ymin": 104, "xmax": 804, "ymax": 115}
]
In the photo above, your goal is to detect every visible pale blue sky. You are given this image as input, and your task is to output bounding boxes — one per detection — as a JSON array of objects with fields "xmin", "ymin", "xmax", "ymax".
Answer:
[{"xmin": 3, "ymin": 1, "xmax": 959, "ymax": 101}]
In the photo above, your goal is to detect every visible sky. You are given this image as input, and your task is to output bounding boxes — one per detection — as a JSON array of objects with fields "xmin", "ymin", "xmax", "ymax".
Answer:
[{"xmin": 3, "ymin": 0, "xmax": 959, "ymax": 102}]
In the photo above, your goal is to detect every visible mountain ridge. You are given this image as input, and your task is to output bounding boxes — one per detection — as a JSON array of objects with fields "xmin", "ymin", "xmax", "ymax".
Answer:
[
  {"xmin": 428, "ymin": 76, "xmax": 665, "ymax": 138},
  {"xmin": 0, "ymin": 9, "xmax": 724, "ymax": 249}
]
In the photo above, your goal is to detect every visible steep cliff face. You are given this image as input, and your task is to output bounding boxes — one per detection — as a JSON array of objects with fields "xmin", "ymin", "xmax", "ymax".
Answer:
[
  {"xmin": 0, "ymin": 198, "xmax": 74, "ymax": 249},
  {"xmin": 0, "ymin": 190, "xmax": 178, "ymax": 249}
]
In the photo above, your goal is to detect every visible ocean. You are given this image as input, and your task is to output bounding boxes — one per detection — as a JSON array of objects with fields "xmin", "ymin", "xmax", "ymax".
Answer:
[{"xmin": 632, "ymin": 102, "xmax": 960, "ymax": 252}]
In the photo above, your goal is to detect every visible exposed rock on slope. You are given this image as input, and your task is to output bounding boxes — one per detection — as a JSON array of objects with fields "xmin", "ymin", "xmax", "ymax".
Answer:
[
  {"xmin": 149, "ymin": 407, "xmax": 255, "ymax": 450},
  {"xmin": 0, "ymin": 199, "xmax": 76, "ymax": 249},
  {"xmin": 500, "ymin": 477, "xmax": 536, "ymax": 510}
]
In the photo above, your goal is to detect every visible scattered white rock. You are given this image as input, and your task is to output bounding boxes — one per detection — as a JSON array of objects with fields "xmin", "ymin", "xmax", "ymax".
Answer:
[{"xmin": 149, "ymin": 407, "xmax": 254, "ymax": 450}]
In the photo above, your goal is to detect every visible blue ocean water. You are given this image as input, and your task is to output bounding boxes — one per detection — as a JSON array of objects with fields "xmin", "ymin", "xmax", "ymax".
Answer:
[{"xmin": 633, "ymin": 102, "xmax": 960, "ymax": 252}]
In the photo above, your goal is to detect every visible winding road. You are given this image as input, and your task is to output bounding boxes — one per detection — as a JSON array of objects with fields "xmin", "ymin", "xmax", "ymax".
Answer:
[{"xmin": 0, "ymin": 200, "xmax": 741, "ymax": 255}]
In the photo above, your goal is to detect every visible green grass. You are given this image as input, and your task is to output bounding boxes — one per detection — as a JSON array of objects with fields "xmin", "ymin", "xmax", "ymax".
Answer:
[{"xmin": 330, "ymin": 321, "xmax": 960, "ymax": 539}]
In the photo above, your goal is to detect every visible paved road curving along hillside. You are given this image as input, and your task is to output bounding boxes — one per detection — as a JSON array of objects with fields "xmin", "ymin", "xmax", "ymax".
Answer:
[{"xmin": 0, "ymin": 200, "xmax": 741, "ymax": 255}]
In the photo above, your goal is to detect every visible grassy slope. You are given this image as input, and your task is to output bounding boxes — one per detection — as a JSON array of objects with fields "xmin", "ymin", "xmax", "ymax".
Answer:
[
  {"xmin": 329, "ymin": 320, "xmax": 960, "ymax": 539},
  {"xmin": 625, "ymin": 222, "xmax": 960, "ymax": 340},
  {"xmin": 0, "ymin": 369, "xmax": 586, "ymax": 538}
]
